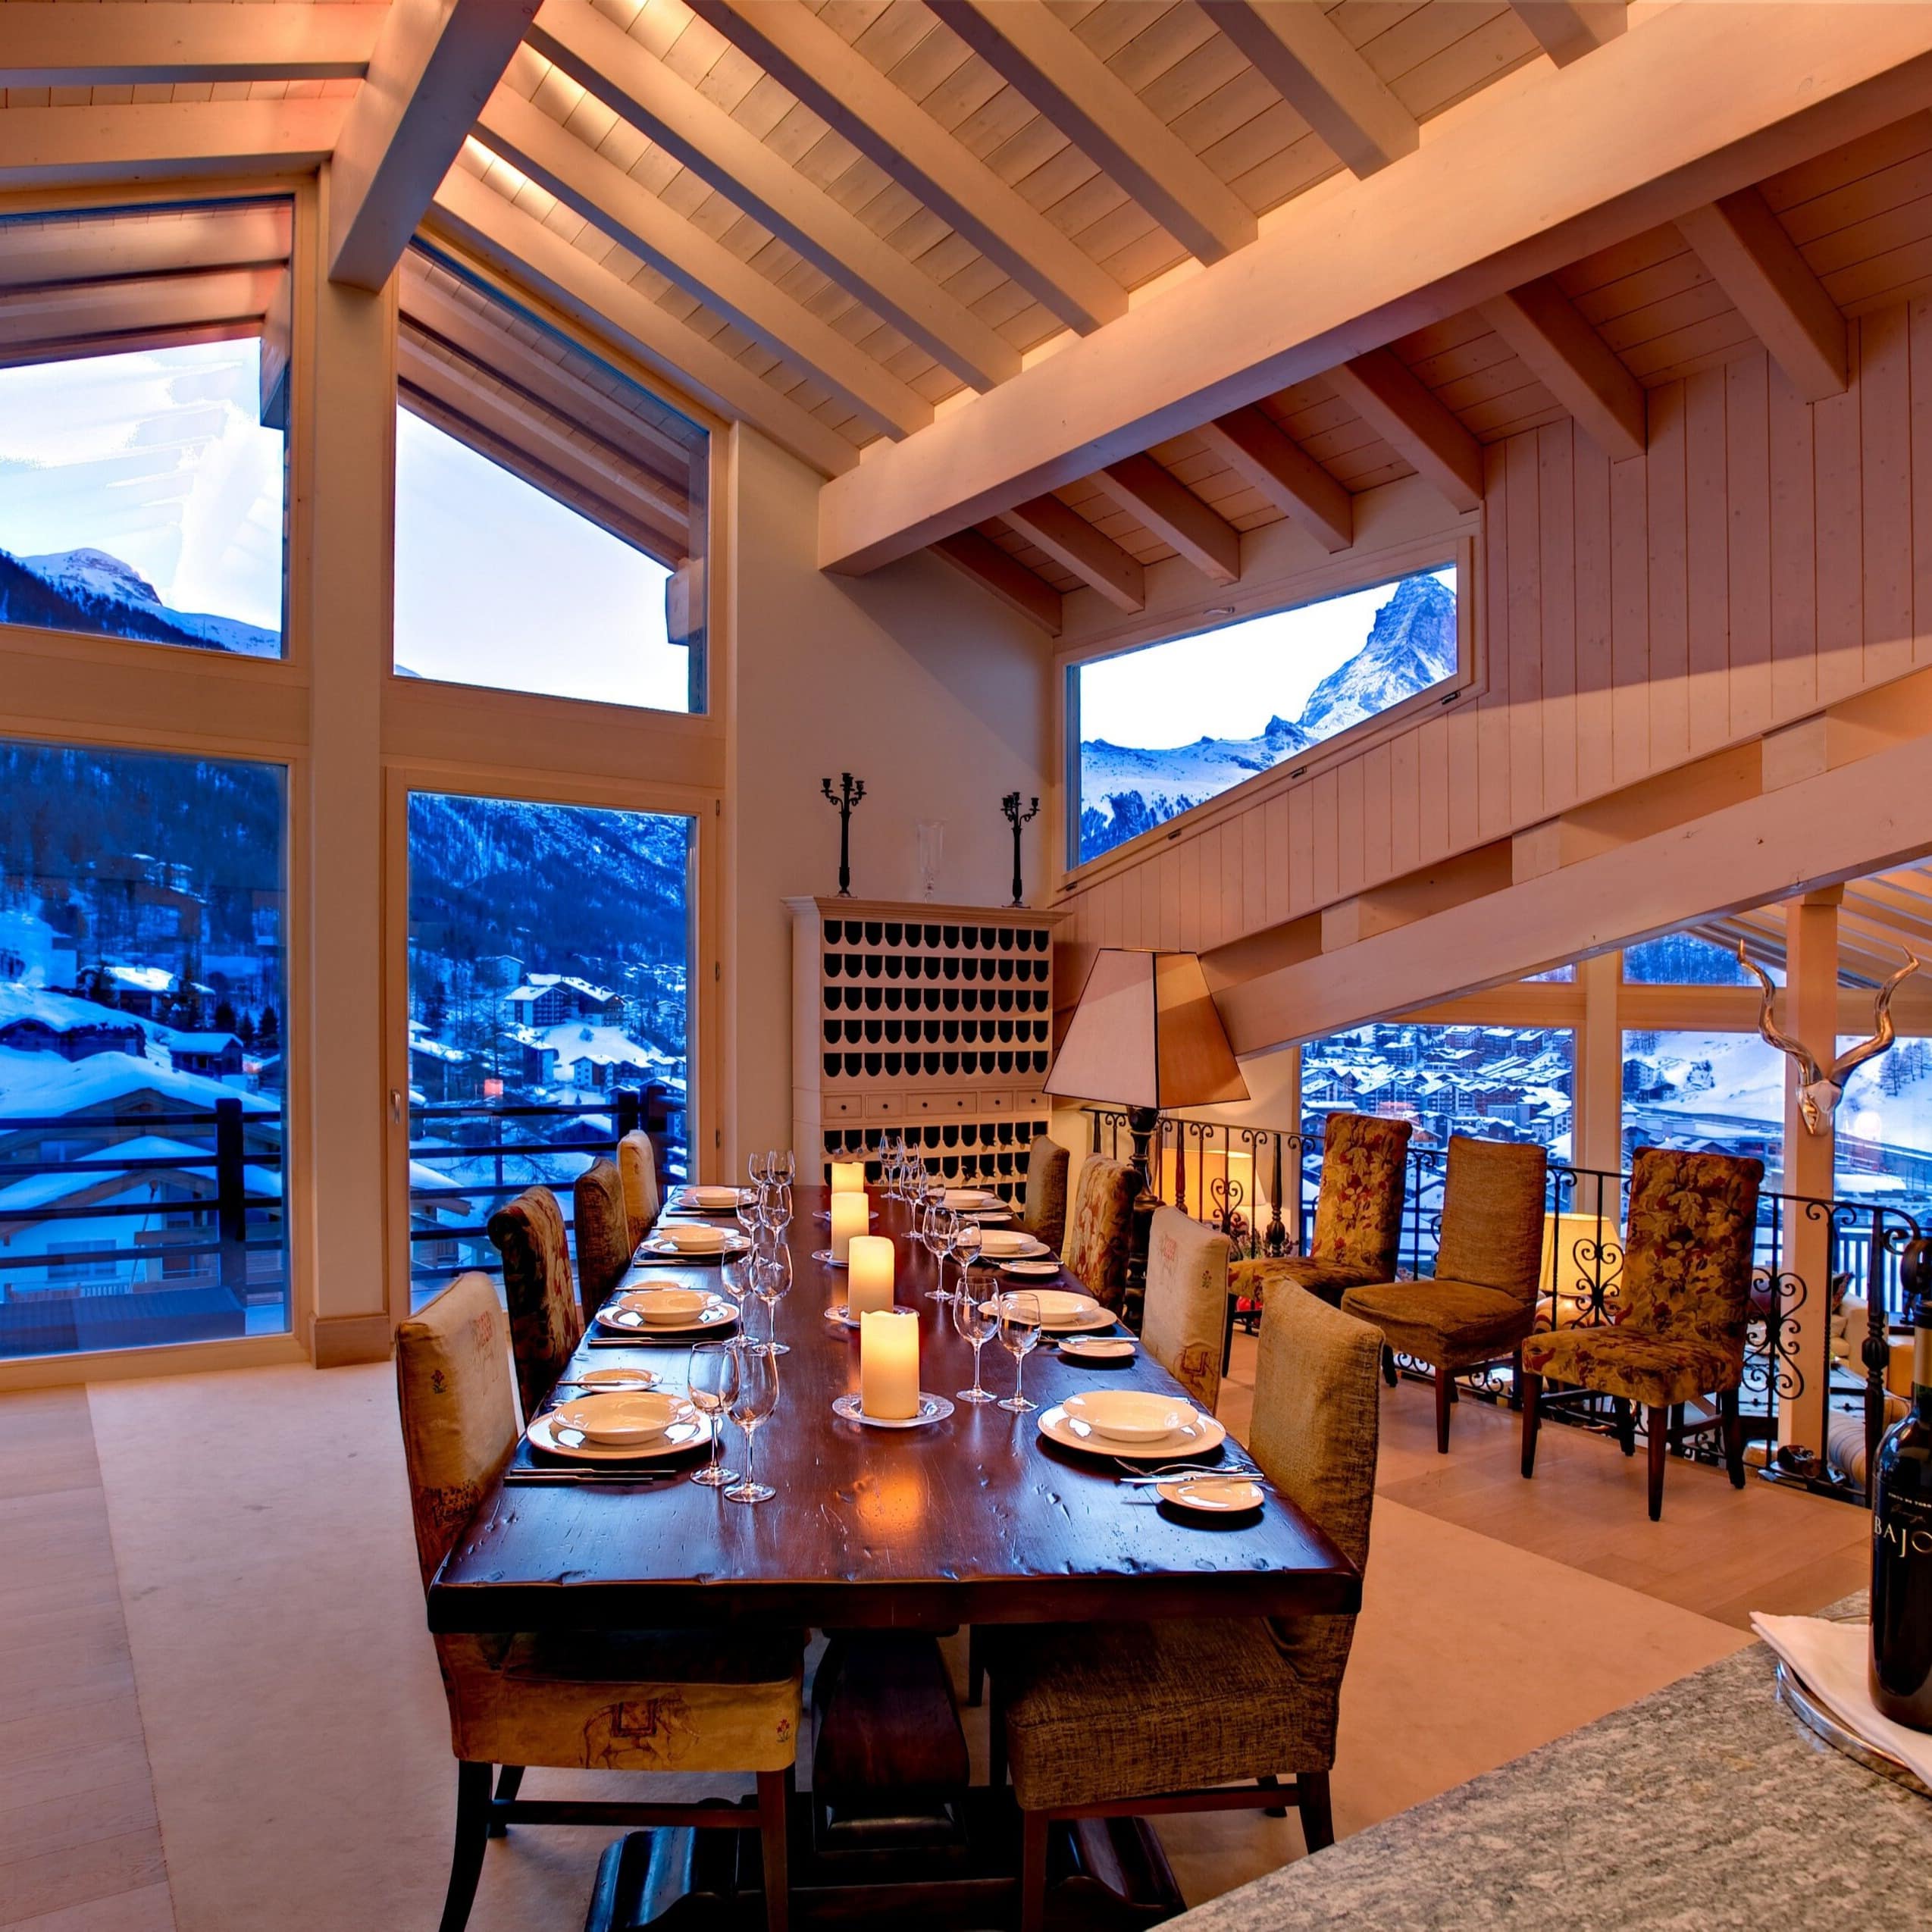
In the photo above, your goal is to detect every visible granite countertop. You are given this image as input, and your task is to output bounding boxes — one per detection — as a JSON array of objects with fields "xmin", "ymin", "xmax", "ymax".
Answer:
[{"xmin": 1169, "ymin": 1600, "xmax": 1932, "ymax": 1930}]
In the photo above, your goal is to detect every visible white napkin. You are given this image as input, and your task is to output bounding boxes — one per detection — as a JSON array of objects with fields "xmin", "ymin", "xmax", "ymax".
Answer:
[{"xmin": 1752, "ymin": 1611, "xmax": 1932, "ymax": 1784}]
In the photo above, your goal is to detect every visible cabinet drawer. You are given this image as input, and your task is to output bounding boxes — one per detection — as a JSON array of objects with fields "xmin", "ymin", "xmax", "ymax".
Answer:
[
  {"xmin": 1015, "ymin": 1092, "xmax": 1049, "ymax": 1113},
  {"xmin": 865, "ymin": 1094, "xmax": 906, "ymax": 1119},
  {"xmin": 825, "ymin": 1091, "xmax": 865, "ymax": 1120},
  {"xmin": 978, "ymin": 1090, "xmax": 1013, "ymax": 1114},
  {"xmin": 906, "ymin": 1089, "xmax": 977, "ymax": 1116}
]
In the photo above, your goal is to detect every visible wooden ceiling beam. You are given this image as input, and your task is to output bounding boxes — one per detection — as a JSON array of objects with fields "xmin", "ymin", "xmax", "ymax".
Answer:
[
  {"xmin": 1097, "ymin": 454, "xmax": 1241, "ymax": 585},
  {"xmin": 1001, "ymin": 496, "xmax": 1146, "ymax": 612},
  {"xmin": 817, "ymin": 1, "xmax": 1932, "ymax": 572},
  {"xmin": 0, "ymin": 100, "xmax": 345, "ymax": 189},
  {"xmin": 328, "ymin": 0, "xmax": 540, "ymax": 291},
  {"xmin": 0, "ymin": 3, "xmax": 384, "ymax": 86},
  {"xmin": 681, "ymin": 0, "xmax": 1113, "ymax": 343},
  {"xmin": 1676, "ymin": 186, "xmax": 1847, "ymax": 402},
  {"xmin": 426, "ymin": 167, "xmax": 859, "ymax": 478},
  {"xmin": 528, "ymin": 0, "xmax": 1013, "ymax": 393},
  {"xmin": 1507, "ymin": 2, "xmax": 1627, "ymax": 67},
  {"xmin": 1200, "ymin": 0, "xmax": 1417, "ymax": 178},
  {"xmin": 1481, "ymin": 277, "xmax": 1646, "ymax": 463},
  {"xmin": 0, "ymin": 265, "xmax": 283, "ymax": 354},
  {"xmin": 1197, "ymin": 409, "xmax": 1352, "ymax": 553},
  {"xmin": 0, "ymin": 202, "xmax": 290, "ymax": 293},
  {"xmin": 1325, "ymin": 349, "xmax": 1483, "ymax": 512},
  {"xmin": 923, "ymin": 0, "xmax": 1256, "ymax": 265},
  {"xmin": 934, "ymin": 531, "xmax": 1062, "ymax": 637},
  {"xmin": 473, "ymin": 89, "xmax": 929, "ymax": 440}
]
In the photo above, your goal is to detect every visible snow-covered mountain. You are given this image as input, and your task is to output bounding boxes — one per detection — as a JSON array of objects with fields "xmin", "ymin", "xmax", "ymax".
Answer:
[
  {"xmin": 1078, "ymin": 571, "xmax": 1455, "ymax": 861},
  {"xmin": 0, "ymin": 546, "xmax": 278, "ymax": 656}
]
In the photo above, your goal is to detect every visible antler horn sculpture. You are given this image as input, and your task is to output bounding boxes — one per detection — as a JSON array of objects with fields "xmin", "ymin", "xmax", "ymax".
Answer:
[{"xmin": 1736, "ymin": 940, "xmax": 1921, "ymax": 1135}]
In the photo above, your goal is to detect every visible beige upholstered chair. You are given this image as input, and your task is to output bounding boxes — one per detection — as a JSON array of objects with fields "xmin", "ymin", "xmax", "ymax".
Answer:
[
  {"xmin": 571, "ymin": 1157, "xmax": 634, "ymax": 1319},
  {"xmin": 1017, "ymin": 1135, "xmax": 1069, "ymax": 1253},
  {"xmin": 1521, "ymin": 1147, "xmax": 1763, "ymax": 1520},
  {"xmin": 989, "ymin": 1285, "xmax": 1380, "ymax": 1932},
  {"xmin": 485, "ymin": 1185, "xmax": 581, "ymax": 1422},
  {"xmin": 1342, "ymin": 1136, "xmax": 1548, "ymax": 1453},
  {"xmin": 617, "ymin": 1128, "xmax": 661, "ymax": 1238},
  {"xmin": 396, "ymin": 1275, "xmax": 803, "ymax": 1932},
  {"xmin": 1229, "ymin": 1111, "xmax": 1414, "ymax": 1321},
  {"xmin": 1063, "ymin": 1156, "xmax": 1139, "ymax": 1312},
  {"xmin": 1141, "ymin": 1205, "xmax": 1232, "ymax": 1412}
]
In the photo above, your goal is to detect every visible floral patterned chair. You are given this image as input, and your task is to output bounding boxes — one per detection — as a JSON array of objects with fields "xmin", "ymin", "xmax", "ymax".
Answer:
[
  {"xmin": 1342, "ymin": 1135, "xmax": 1548, "ymax": 1453},
  {"xmin": 485, "ymin": 1185, "xmax": 581, "ymax": 1423},
  {"xmin": 1520, "ymin": 1146, "xmax": 1763, "ymax": 1520},
  {"xmin": 571, "ymin": 1157, "xmax": 634, "ymax": 1320},
  {"xmin": 1062, "ymin": 1156, "xmax": 1139, "ymax": 1314},
  {"xmin": 1229, "ymin": 1113, "xmax": 1414, "ymax": 1336},
  {"xmin": 617, "ymin": 1128, "xmax": 661, "ymax": 1238},
  {"xmin": 1018, "ymin": 1135, "xmax": 1069, "ymax": 1254},
  {"xmin": 396, "ymin": 1274, "xmax": 803, "ymax": 1932},
  {"xmin": 1141, "ymin": 1205, "xmax": 1233, "ymax": 1412}
]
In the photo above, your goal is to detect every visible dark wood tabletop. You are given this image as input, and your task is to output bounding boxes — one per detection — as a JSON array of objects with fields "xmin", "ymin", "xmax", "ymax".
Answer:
[{"xmin": 428, "ymin": 1186, "xmax": 1359, "ymax": 1633}]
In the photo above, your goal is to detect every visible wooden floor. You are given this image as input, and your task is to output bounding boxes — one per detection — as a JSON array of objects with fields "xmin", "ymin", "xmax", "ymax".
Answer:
[{"xmin": 0, "ymin": 1346, "xmax": 1872, "ymax": 1931}]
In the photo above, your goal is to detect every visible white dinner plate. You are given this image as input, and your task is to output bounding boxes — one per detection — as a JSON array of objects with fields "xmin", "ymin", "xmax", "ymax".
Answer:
[
  {"xmin": 978, "ymin": 1298, "xmax": 1117, "ymax": 1337},
  {"xmin": 571, "ymin": 1365, "xmax": 661, "ymax": 1390},
  {"xmin": 594, "ymin": 1300, "xmax": 737, "ymax": 1339},
  {"xmin": 976, "ymin": 1231, "xmax": 1048, "ymax": 1259},
  {"xmin": 615, "ymin": 1286, "xmax": 711, "ymax": 1326},
  {"xmin": 1063, "ymin": 1389, "xmax": 1196, "ymax": 1444},
  {"xmin": 525, "ymin": 1409, "xmax": 713, "ymax": 1463},
  {"xmin": 1059, "ymin": 1335, "xmax": 1135, "ymax": 1362},
  {"xmin": 637, "ymin": 1229, "xmax": 750, "ymax": 1261},
  {"xmin": 550, "ymin": 1391, "xmax": 695, "ymax": 1446},
  {"xmin": 673, "ymin": 1186, "xmax": 749, "ymax": 1210},
  {"xmin": 1036, "ymin": 1402, "xmax": 1229, "ymax": 1463},
  {"xmin": 1156, "ymin": 1475, "xmax": 1264, "ymax": 1514},
  {"xmin": 1000, "ymin": 1259, "xmax": 1063, "ymax": 1279}
]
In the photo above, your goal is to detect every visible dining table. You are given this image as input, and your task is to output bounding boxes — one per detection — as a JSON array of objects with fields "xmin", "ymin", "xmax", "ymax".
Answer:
[{"xmin": 429, "ymin": 1183, "xmax": 1361, "ymax": 1930}]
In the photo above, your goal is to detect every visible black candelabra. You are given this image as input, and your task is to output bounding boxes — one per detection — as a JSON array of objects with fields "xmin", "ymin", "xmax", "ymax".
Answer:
[
  {"xmin": 821, "ymin": 772, "xmax": 867, "ymax": 897},
  {"xmin": 1001, "ymin": 791, "xmax": 1040, "ymax": 907}
]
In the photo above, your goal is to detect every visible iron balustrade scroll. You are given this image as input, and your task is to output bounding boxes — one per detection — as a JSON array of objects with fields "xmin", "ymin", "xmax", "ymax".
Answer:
[{"xmin": 1082, "ymin": 1105, "xmax": 1916, "ymax": 1503}]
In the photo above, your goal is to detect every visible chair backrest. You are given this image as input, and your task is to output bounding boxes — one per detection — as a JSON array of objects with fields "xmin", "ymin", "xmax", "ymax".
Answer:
[
  {"xmin": 571, "ymin": 1157, "xmax": 632, "ymax": 1318},
  {"xmin": 617, "ymin": 1129, "xmax": 661, "ymax": 1237},
  {"xmin": 486, "ymin": 1184, "xmax": 581, "ymax": 1420},
  {"xmin": 1019, "ymin": 1135, "xmax": 1069, "ymax": 1251},
  {"xmin": 1248, "ymin": 1284, "xmax": 1382, "ymax": 1715},
  {"xmin": 1433, "ymin": 1135, "xmax": 1548, "ymax": 1304},
  {"xmin": 394, "ymin": 1272, "xmax": 518, "ymax": 1592},
  {"xmin": 1617, "ymin": 1146, "xmax": 1764, "ymax": 1362},
  {"xmin": 1063, "ymin": 1156, "xmax": 1138, "ymax": 1312},
  {"xmin": 1141, "ymin": 1205, "xmax": 1231, "ymax": 1411},
  {"xmin": 1310, "ymin": 1111, "xmax": 1413, "ymax": 1275}
]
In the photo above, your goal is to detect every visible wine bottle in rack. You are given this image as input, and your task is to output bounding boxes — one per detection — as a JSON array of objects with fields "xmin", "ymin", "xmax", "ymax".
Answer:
[{"xmin": 1872, "ymin": 1248, "xmax": 1932, "ymax": 1730}]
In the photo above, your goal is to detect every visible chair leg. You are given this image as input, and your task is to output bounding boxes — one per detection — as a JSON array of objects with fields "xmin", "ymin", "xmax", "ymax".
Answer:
[
  {"xmin": 988, "ymin": 1684, "xmax": 1008, "ymax": 1793},
  {"xmin": 1259, "ymin": 1771, "xmax": 1287, "ymax": 1819},
  {"xmin": 1380, "ymin": 1345, "xmax": 1398, "ymax": 1389},
  {"xmin": 1614, "ymin": 1396, "xmax": 1636, "ymax": 1457},
  {"xmin": 1433, "ymin": 1361, "xmax": 1451, "ymax": 1454},
  {"xmin": 1520, "ymin": 1371, "xmax": 1541, "ymax": 1478},
  {"xmin": 756, "ymin": 1768, "xmax": 790, "ymax": 1932},
  {"xmin": 439, "ymin": 1761, "xmax": 493, "ymax": 1932},
  {"xmin": 967, "ymin": 1625, "xmax": 986, "ymax": 1707},
  {"xmin": 1296, "ymin": 1770, "xmax": 1334, "ymax": 1854},
  {"xmin": 1223, "ymin": 1295, "xmax": 1237, "ymax": 1378},
  {"xmin": 1509, "ymin": 1343, "xmax": 1523, "ymax": 1412},
  {"xmin": 1722, "ymin": 1387, "xmax": 1746, "ymax": 1489},
  {"xmin": 1647, "ymin": 1405, "xmax": 1669, "ymax": 1521},
  {"xmin": 487, "ymin": 1764, "xmax": 523, "ymax": 1838},
  {"xmin": 1019, "ymin": 1808, "xmax": 1050, "ymax": 1932}
]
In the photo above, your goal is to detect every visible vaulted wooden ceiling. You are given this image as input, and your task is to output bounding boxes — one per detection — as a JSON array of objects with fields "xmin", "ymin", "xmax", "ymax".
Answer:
[{"xmin": 6, "ymin": 2, "xmax": 1932, "ymax": 634}]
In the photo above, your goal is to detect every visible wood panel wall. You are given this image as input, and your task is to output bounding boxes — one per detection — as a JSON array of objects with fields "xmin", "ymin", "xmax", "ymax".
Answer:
[{"xmin": 1053, "ymin": 299, "xmax": 1932, "ymax": 964}]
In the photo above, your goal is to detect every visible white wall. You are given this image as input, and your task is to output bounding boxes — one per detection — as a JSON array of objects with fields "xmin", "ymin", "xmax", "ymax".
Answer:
[{"xmin": 725, "ymin": 427, "xmax": 1054, "ymax": 1161}]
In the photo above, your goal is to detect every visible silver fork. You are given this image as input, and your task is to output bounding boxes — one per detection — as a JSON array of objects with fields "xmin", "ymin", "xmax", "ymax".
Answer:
[{"xmin": 1114, "ymin": 1459, "xmax": 1264, "ymax": 1485}]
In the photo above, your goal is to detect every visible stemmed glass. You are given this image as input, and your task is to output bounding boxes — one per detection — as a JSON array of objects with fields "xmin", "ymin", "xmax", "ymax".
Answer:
[
  {"xmin": 751, "ymin": 1245, "xmax": 791, "ymax": 1356},
  {"xmin": 916, "ymin": 1199, "xmax": 952, "ymax": 1302},
  {"xmin": 947, "ymin": 1213, "xmax": 982, "ymax": 1306},
  {"xmin": 952, "ymin": 1283, "xmax": 997, "ymax": 1403},
  {"xmin": 725, "ymin": 1342, "xmax": 780, "ymax": 1505},
  {"xmin": 686, "ymin": 1341, "xmax": 741, "ymax": 1488},
  {"xmin": 719, "ymin": 1248, "xmax": 756, "ymax": 1334},
  {"xmin": 996, "ymin": 1290, "xmax": 1041, "ymax": 1414}
]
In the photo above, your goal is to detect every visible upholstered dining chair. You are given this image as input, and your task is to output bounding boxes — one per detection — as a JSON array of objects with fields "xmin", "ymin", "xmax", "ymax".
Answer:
[
  {"xmin": 1520, "ymin": 1146, "xmax": 1764, "ymax": 1520},
  {"xmin": 571, "ymin": 1157, "xmax": 634, "ymax": 1320},
  {"xmin": 1342, "ymin": 1135, "xmax": 1548, "ymax": 1453},
  {"xmin": 1228, "ymin": 1112, "xmax": 1414, "ymax": 1326},
  {"xmin": 1061, "ymin": 1156, "xmax": 1139, "ymax": 1313},
  {"xmin": 485, "ymin": 1185, "xmax": 581, "ymax": 1422},
  {"xmin": 988, "ymin": 1285, "xmax": 1380, "ymax": 1932},
  {"xmin": 396, "ymin": 1274, "xmax": 803, "ymax": 1932},
  {"xmin": 1141, "ymin": 1204, "xmax": 1232, "ymax": 1412},
  {"xmin": 1018, "ymin": 1134, "xmax": 1069, "ymax": 1253},
  {"xmin": 618, "ymin": 1127, "xmax": 662, "ymax": 1238}
]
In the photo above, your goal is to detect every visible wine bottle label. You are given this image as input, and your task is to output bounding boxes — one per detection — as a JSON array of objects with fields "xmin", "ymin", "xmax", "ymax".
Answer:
[{"xmin": 1877, "ymin": 1489, "xmax": 1932, "ymax": 1558}]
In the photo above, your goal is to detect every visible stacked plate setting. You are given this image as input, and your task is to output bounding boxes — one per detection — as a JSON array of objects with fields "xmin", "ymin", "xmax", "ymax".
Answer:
[
  {"xmin": 527, "ymin": 1389, "xmax": 712, "ymax": 1463},
  {"xmin": 978, "ymin": 1285, "xmax": 1113, "ymax": 1334},
  {"xmin": 1036, "ymin": 1387, "xmax": 1231, "ymax": 1463},
  {"xmin": 640, "ymin": 1222, "xmax": 749, "ymax": 1260},
  {"xmin": 975, "ymin": 1227, "xmax": 1051, "ymax": 1263},
  {"xmin": 594, "ymin": 1286, "xmax": 737, "ymax": 1338}
]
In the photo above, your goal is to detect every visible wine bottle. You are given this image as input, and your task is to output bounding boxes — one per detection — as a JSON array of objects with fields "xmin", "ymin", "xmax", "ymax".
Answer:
[{"xmin": 1871, "ymin": 1267, "xmax": 1932, "ymax": 1730}]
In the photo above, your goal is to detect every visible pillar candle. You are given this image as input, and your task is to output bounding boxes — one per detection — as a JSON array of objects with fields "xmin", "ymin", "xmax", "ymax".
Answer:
[
  {"xmin": 830, "ymin": 1160, "xmax": 867, "ymax": 1195},
  {"xmin": 847, "ymin": 1235, "xmax": 895, "ymax": 1314},
  {"xmin": 830, "ymin": 1190, "xmax": 869, "ymax": 1263},
  {"xmin": 860, "ymin": 1308, "xmax": 920, "ymax": 1420}
]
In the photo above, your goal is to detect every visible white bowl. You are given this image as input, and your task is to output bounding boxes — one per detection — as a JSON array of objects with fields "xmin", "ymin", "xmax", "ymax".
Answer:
[
  {"xmin": 1063, "ymin": 1389, "xmax": 1193, "ymax": 1445},
  {"xmin": 1027, "ymin": 1289, "xmax": 1099, "ymax": 1323},
  {"xmin": 978, "ymin": 1228, "xmax": 1033, "ymax": 1256},
  {"xmin": 616, "ymin": 1286, "xmax": 710, "ymax": 1326},
  {"xmin": 684, "ymin": 1186, "xmax": 742, "ymax": 1207},
  {"xmin": 550, "ymin": 1391, "xmax": 690, "ymax": 1445},
  {"xmin": 941, "ymin": 1188, "xmax": 991, "ymax": 1209},
  {"xmin": 657, "ymin": 1222, "xmax": 726, "ymax": 1252}
]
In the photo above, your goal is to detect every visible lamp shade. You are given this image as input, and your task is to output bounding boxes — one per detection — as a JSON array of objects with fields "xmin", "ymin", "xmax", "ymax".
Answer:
[{"xmin": 1044, "ymin": 950, "xmax": 1248, "ymax": 1110}]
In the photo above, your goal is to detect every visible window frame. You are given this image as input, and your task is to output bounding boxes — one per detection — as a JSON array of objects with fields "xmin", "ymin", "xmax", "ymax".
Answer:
[{"xmin": 1052, "ymin": 529, "xmax": 1481, "ymax": 890}]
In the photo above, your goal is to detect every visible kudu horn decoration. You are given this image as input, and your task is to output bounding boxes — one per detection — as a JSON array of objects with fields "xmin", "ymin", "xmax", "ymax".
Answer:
[{"xmin": 1736, "ymin": 939, "xmax": 1921, "ymax": 1135}]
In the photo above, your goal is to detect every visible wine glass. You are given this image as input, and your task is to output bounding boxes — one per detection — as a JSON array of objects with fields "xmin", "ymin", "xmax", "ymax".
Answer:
[
  {"xmin": 751, "ymin": 1246, "xmax": 791, "ymax": 1356},
  {"xmin": 775, "ymin": 1149, "xmax": 796, "ymax": 1186},
  {"xmin": 915, "ymin": 1199, "xmax": 950, "ymax": 1302},
  {"xmin": 719, "ymin": 1249, "xmax": 756, "ymax": 1330},
  {"xmin": 947, "ymin": 1213, "xmax": 983, "ymax": 1305},
  {"xmin": 952, "ymin": 1282, "xmax": 997, "ymax": 1404},
  {"xmin": 686, "ymin": 1341, "xmax": 741, "ymax": 1488},
  {"xmin": 725, "ymin": 1343, "xmax": 781, "ymax": 1505},
  {"xmin": 996, "ymin": 1290, "xmax": 1041, "ymax": 1414}
]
